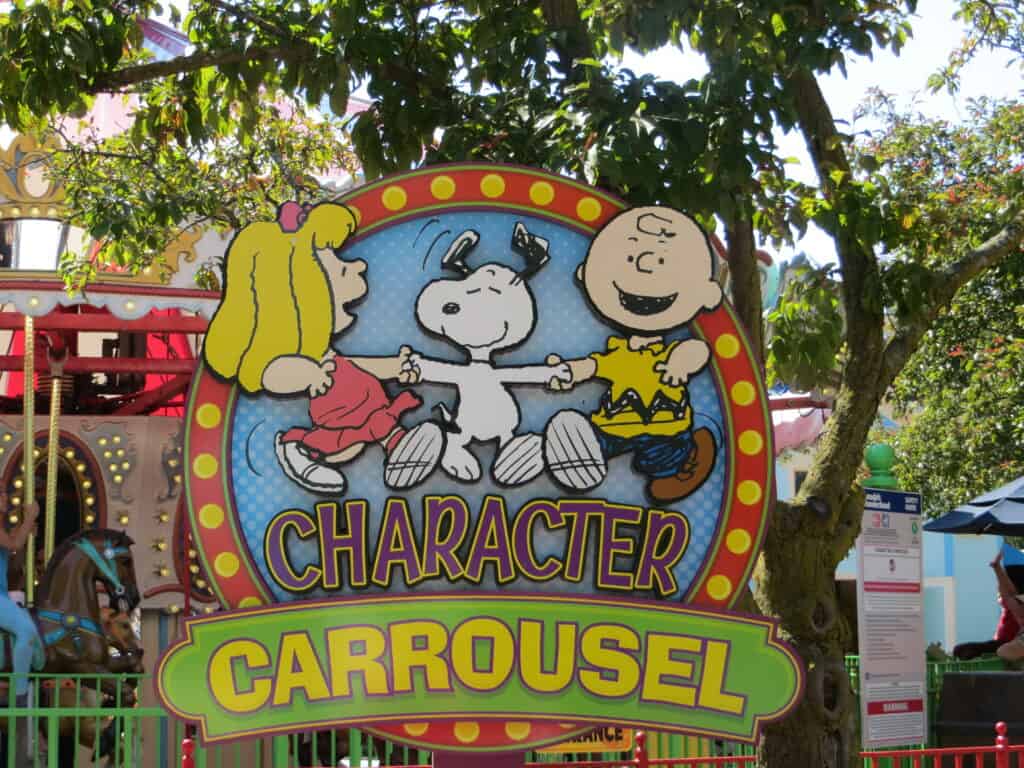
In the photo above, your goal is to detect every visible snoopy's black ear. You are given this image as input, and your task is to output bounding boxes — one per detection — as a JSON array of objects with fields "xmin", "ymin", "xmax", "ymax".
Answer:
[
  {"xmin": 511, "ymin": 222, "xmax": 550, "ymax": 280},
  {"xmin": 442, "ymin": 230, "xmax": 479, "ymax": 275}
]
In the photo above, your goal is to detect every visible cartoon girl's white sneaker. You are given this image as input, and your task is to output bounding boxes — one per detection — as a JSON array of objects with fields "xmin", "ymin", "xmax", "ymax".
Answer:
[
  {"xmin": 544, "ymin": 410, "xmax": 607, "ymax": 491},
  {"xmin": 275, "ymin": 433, "xmax": 347, "ymax": 495},
  {"xmin": 384, "ymin": 422, "xmax": 445, "ymax": 489}
]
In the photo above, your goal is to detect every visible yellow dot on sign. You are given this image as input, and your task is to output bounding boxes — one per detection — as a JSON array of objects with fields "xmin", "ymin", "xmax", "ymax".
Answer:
[
  {"xmin": 214, "ymin": 552, "xmax": 239, "ymax": 578},
  {"xmin": 731, "ymin": 381, "xmax": 756, "ymax": 407},
  {"xmin": 403, "ymin": 723, "xmax": 429, "ymax": 737},
  {"xmin": 576, "ymin": 196, "xmax": 602, "ymax": 222},
  {"xmin": 193, "ymin": 453, "xmax": 218, "ymax": 480},
  {"xmin": 738, "ymin": 480, "xmax": 763, "ymax": 506},
  {"xmin": 715, "ymin": 333, "xmax": 741, "ymax": 359},
  {"xmin": 199, "ymin": 503, "xmax": 225, "ymax": 529},
  {"xmin": 529, "ymin": 181, "xmax": 555, "ymax": 206},
  {"xmin": 238, "ymin": 596, "xmax": 262, "ymax": 608},
  {"xmin": 430, "ymin": 175, "xmax": 456, "ymax": 200},
  {"xmin": 726, "ymin": 528, "xmax": 752, "ymax": 555},
  {"xmin": 480, "ymin": 174, "xmax": 505, "ymax": 198},
  {"xmin": 454, "ymin": 722, "xmax": 480, "ymax": 743},
  {"xmin": 707, "ymin": 575, "xmax": 733, "ymax": 601},
  {"xmin": 739, "ymin": 430, "xmax": 764, "ymax": 456},
  {"xmin": 381, "ymin": 185, "xmax": 407, "ymax": 211},
  {"xmin": 195, "ymin": 403, "xmax": 222, "ymax": 430},
  {"xmin": 505, "ymin": 722, "xmax": 531, "ymax": 741}
]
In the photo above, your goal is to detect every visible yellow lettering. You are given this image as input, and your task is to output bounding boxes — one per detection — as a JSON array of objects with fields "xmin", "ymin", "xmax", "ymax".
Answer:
[
  {"xmin": 389, "ymin": 621, "xmax": 451, "ymax": 693},
  {"xmin": 272, "ymin": 632, "xmax": 330, "ymax": 706},
  {"xmin": 578, "ymin": 624, "xmax": 640, "ymax": 698},
  {"xmin": 327, "ymin": 626, "xmax": 389, "ymax": 697},
  {"xmin": 208, "ymin": 640, "xmax": 272, "ymax": 714},
  {"xmin": 642, "ymin": 632, "xmax": 701, "ymax": 707},
  {"xmin": 698, "ymin": 640, "xmax": 745, "ymax": 715},
  {"xmin": 519, "ymin": 620, "xmax": 576, "ymax": 693},
  {"xmin": 450, "ymin": 618, "xmax": 515, "ymax": 691}
]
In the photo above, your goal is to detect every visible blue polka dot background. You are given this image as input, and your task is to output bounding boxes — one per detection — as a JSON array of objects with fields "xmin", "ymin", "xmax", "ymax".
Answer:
[{"xmin": 229, "ymin": 210, "xmax": 728, "ymax": 602}]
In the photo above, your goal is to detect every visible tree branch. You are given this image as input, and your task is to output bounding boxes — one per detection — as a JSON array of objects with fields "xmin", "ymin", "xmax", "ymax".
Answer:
[
  {"xmin": 883, "ymin": 207, "xmax": 1024, "ymax": 379},
  {"xmin": 89, "ymin": 44, "xmax": 312, "ymax": 93}
]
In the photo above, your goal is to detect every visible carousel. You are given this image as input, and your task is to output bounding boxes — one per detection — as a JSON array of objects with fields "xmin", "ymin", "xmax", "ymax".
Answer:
[{"xmin": 0, "ymin": 128, "xmax": 227, "ymax": 766}]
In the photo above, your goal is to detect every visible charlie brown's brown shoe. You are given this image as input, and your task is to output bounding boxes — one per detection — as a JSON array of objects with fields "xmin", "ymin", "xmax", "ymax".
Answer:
[{"xmin": 647, "ymin": 427, "xmax": 717, "ymax": 503}]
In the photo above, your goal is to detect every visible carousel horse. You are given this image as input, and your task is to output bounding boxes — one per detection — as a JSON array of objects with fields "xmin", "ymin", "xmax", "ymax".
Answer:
[
  {"xmin": 0, "ymin": 529, "xmax": 140, "ymax": 766},
  {"xmin": 49, "ymin": 608, "xmax": 144, "ymax": 764}
]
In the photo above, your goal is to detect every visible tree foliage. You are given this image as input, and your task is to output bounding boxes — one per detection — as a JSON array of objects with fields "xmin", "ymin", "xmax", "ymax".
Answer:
[{"xmin": 4, "ymin": 1, "xmax": 1024, "ymax": 766}]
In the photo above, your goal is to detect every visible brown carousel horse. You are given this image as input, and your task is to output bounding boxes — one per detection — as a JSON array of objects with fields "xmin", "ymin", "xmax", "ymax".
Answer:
[{"xmin": 0, "ymin": 529, "xmax": 141, "ymax": 765}]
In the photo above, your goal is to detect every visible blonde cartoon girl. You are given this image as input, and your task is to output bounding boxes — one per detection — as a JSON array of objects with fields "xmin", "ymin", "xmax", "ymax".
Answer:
[{"xmin": 204, "ymin": 201, "xmax": 444, "ymax": 494}]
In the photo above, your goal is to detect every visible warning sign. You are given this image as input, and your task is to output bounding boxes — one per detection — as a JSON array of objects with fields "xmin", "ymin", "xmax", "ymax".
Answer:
[{"xmin": 538, "ymin": 727, "xmax": 633, "ymax": 754}]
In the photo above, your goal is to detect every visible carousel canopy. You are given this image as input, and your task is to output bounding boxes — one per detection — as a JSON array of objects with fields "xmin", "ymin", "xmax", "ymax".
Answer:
[{"xmin": 924, "ymin": 475, "xmax": 1024, "ymax": 535}]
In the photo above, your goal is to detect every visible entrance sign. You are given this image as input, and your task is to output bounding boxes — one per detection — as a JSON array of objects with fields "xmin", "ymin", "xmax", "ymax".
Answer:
[
  {"xmin": 156, "ymin": 164, "xmax": 803, "ymax": 752},
  {"xmin": 857, "ymin": 488, "xmax": 926, "ymax": 749},
  {"xmin": 537, "ymin": 726, "xmax": 634, "ymax": 754}
]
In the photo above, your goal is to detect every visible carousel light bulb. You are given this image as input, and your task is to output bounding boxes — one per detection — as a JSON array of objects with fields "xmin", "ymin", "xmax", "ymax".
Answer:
[
  {"xmin": 123, "ymin": 301, "xmax": 136, "ymax": 313},
  {"xmin": 32, "ymin": 448, "xmax": 40, "ymax": 459},
  {"xmin": 8, "ymin": 515, "xmax": 17, "ymax": 524},
  {"xmin": 188, "ymin": 549, "xmax": 197, "ymax": 559},
  {"xmin": 11, "ymin": 497, "xmax": 20, "ymax": 506},
  {"xmin": 196, "ymin": 579, "xmax": 207, "ymax": 589},
  {"xmin": 3, "ymin": 434, "xmax": 11, "ymax": 442},
  {"xmin": 116, "ymin": 449, "xmax": 125, "ymax": 458},
  {"xmin": 103, "ymin": 451, "xmax": 112, "ymax": 459},
  {"xmin": 157, "ymin": 512, "xmax": 169, "ymax": 524},
  {"xmin": 152, "ymin": 539, "xmax": 167, "ymax": 552},
  {"xmin": 189, "ymin": 564, "xmax": 200, "ymax": 574},
  {"xmin": 121, "ymin": 461, "xmax": 130, "ymax": 470},
  {"xmin": 108, "ymin": 463, "xmax": 117, "ymax": 472},
  {"xmin": 98, "ymin": 438, "xmax": 108, "ymax": 447},
  {"xmin": 167, "ymin": 604, "xmax": 180, "ymax": 615},
  {"xmin": 76, "ymin": 463, "xmax": 86, "ymax": 473},
  {"xmin": 13, "ymin": 479, "xmax": 22, "ymax": 489},
  {"xmin": 84, "ymin": 514, "xmax": 95, "ymax": 524},
  {"xmin": 168, "ymin": 459, "xmax": 179, "ymax": 468},
  {"xmin": 173, "ymin": 474, "xmax": 182, "ymax": 484},
  {"xmin": 64, "ymin": 449, "xmax": 74, "ymax": 460},
  {"xmin": 82, "ymin": 480, "xmax": 92, "ymax": 490},
  {"xmin": 118, "ymin": 515, "xmax": 129, "ymax": 525},
  {"xmin": 204, "ymin": 606, "xmax": 216, "ymax": 614},
  {"xmin": 154, "ymin": 565, "xmax": 170, "ymax": 577},
  {"xmin": 85, "ymin": 496, "xmax": 94, "ymax": 506},
  {"xmin": 112, "ymin": 436, "xmax": 122, "ymax": 445},
  {"xmin": 113, "ymin": 474, "xmax": 123, "ymax": 484}
]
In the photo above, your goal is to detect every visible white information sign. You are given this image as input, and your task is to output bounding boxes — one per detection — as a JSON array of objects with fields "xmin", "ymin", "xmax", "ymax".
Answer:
[{"xmin": 856, "ymin": 488, "xmax": 927, "ymax": 749}]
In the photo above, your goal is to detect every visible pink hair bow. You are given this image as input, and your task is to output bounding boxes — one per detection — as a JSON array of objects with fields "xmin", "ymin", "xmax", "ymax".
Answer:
[{"xmin": 278, "ymin": 201, "xmax": 313, "ymax": 232}]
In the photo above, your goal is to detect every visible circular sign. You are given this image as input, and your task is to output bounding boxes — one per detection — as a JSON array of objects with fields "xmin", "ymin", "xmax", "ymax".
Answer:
[{"xmin": 180, "ymin": 164, "xmax": 778, "ymax": 752}]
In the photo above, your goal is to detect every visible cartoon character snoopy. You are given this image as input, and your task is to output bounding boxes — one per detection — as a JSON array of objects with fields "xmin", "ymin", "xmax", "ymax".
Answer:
[{"xmin": 407, "ymin": 223, "xmax": 571, "ymax": 484}]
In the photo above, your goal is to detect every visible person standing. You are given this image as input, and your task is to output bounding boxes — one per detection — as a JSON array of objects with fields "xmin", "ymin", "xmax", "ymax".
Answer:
[{"xmin": 0, "ymin": 494, "xmax": 44, "ymax": 705}]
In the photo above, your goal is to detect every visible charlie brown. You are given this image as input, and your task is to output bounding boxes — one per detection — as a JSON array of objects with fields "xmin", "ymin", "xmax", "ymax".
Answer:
[{"xmin": 544, "ymin": 206, "xmax": 722, "ymax": 503}]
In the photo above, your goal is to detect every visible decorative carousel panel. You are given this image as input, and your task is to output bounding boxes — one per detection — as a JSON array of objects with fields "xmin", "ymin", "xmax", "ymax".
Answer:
[{"xmin": 0, "ymin": 415, "xmax": 194, "ymax": 609}]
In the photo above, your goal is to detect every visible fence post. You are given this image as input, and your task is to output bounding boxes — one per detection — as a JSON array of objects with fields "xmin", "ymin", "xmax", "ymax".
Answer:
[
  {"xmin": 182, "ymin": 736, "xmax": 195, "ymax": 768},
  {"xmin": 995, "ymin": 722, "xmax": 1010, "ymax": 768},
  {"xmin": 634, "ymin": 731, "xmax": 649, "ymax": 768}
]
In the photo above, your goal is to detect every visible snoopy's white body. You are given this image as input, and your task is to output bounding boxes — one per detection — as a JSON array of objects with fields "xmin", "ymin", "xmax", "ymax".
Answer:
[{"xmin": 413, "ymin": 259, "xmax": 568, "ymax": 484}]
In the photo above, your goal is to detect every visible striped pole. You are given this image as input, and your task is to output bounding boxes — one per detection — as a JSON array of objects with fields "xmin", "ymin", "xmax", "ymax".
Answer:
[
  {"xmin": 22, "ymin": 316, "xmax": 35, "ymax": 606},
  {"xmin": 43, "ymin": 353, "xmax": 63, "ymax": 566}
]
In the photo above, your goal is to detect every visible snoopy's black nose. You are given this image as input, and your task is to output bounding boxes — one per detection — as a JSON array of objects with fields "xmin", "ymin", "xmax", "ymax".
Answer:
[{"xmin": 442, "ymin": 302, "xmax": 461, "ymax": 315}]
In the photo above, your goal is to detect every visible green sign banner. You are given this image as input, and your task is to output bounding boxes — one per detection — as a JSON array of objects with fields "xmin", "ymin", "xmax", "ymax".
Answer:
[{"xmin": 157, "ymin": 594, "xmax": 802, "ymax": 746}]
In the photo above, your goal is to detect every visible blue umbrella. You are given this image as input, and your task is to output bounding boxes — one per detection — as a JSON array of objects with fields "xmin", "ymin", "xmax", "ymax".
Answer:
[{"xmin": 924, "ymin": 476, "xmax": 1024, "ymax": 535}]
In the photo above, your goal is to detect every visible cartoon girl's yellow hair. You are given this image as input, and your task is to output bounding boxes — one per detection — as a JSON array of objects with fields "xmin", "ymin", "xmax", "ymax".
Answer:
[{"xmin": 204, "ymin": 203, "xmax": 358, "ymax": 393}]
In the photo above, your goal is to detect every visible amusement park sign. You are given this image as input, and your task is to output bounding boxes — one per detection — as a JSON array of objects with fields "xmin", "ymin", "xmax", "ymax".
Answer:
[{"xmin": 156, "ymin": 164, "xmax": 804, "ymax": 752}]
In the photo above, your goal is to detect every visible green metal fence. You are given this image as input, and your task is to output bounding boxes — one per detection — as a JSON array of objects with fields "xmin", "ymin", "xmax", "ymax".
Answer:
[{"xmin": 0, "ymin": 659, "xmax": 1009, "ymax": 767}]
